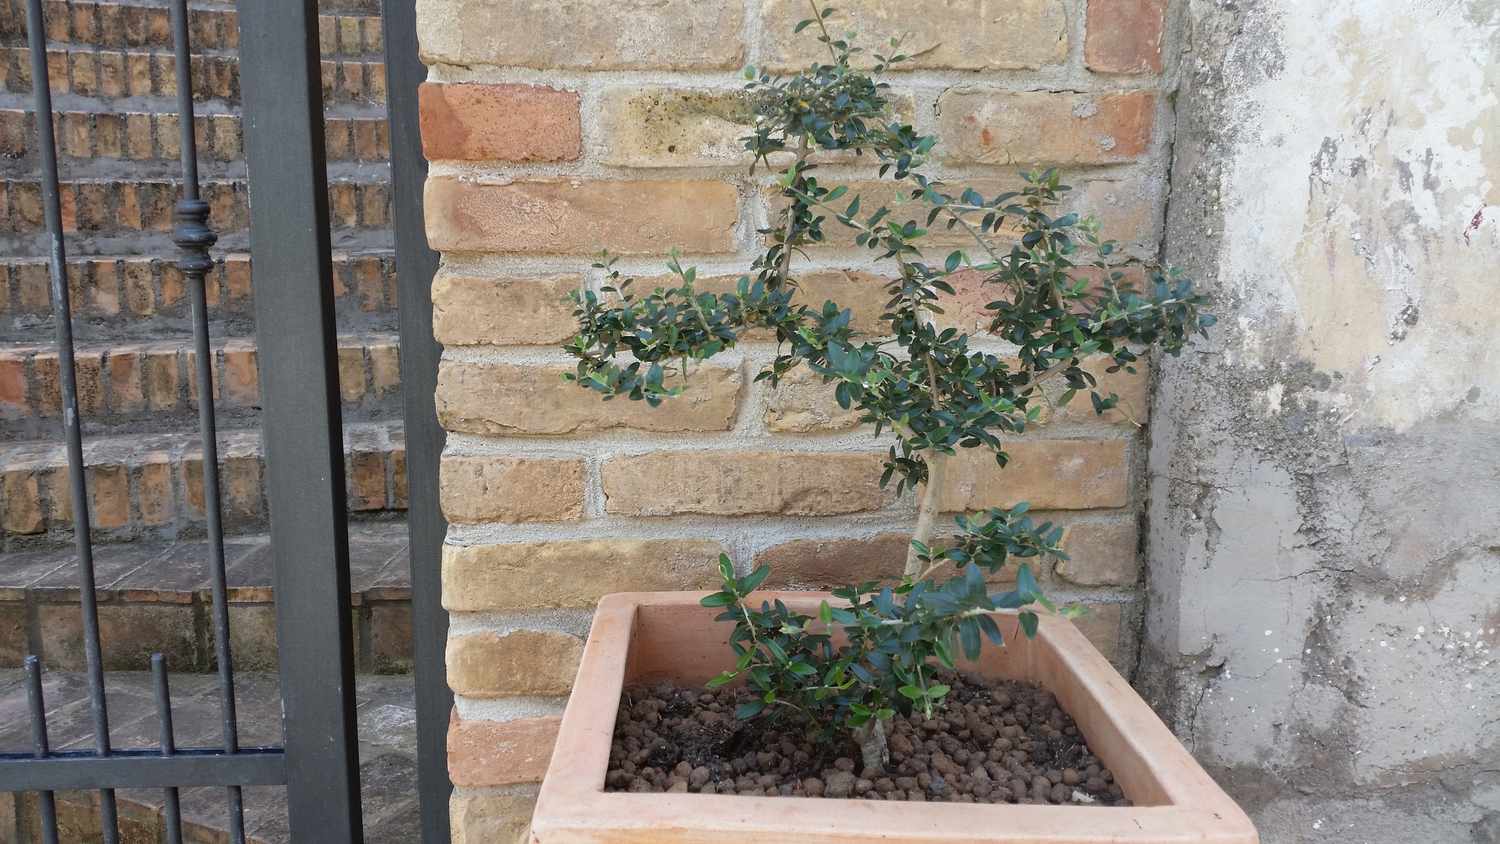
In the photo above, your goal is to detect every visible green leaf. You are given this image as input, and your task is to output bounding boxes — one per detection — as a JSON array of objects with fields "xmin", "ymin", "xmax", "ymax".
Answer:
[
  {"xmin": 1019, "ymin": 610, "xmax": 1039, "ymax": 639},
  {"xmin": 740, "ymin": 564, "xmax": 772, "ymax": 593},
  {"xmin": 700, "ymin": 591, "xmax": 736, "ymax": 608},
  {"xmin": 705, "ymin": 671, "xmax": 737, "ymax": 689},
  {"xmin": 959, "ymin": 617, "xmax": 981, "ymax": 660},
  {"xmin": 926, "ymin": 683, "xmax": 951, "ymax": 700},
  {"xmin": 898, "ymin": 685, "xmax": 924, "ymax": 701},
  {"xmin": 735, "ymin": 700, "xmax": 765, "ymax": 719}
]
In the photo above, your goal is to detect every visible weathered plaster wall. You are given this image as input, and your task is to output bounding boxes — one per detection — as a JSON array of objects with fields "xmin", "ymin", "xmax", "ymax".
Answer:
[{"xmin": 1144, "ymin": 1, "xmax": 1500, "ymax": 841}]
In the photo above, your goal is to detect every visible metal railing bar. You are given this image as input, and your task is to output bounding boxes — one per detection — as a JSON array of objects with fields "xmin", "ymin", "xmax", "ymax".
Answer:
[
  {"xmin": 380, "ymin": 0, "xmax": 453, "ymax": 838},
  {"xmin": 24, "ymin": 657, "xmax": 60, "ymax": 844},
  {"xmin": 168, "ymin": 0, "xmax": 245, "ymax": 840},
  {"xmin": 22, "ymin": 0, "xmax": 119, "ymax": 840},
  {"xmin": 151, "ymin": 655, "xmax": 185, "ymax": 844},
  {"xmin": 0, "ymin": 749, "xmax": 288, "ymax": 792}
]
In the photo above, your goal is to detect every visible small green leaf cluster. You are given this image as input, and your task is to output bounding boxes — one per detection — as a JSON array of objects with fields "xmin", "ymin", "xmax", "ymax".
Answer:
[
  {"xmin": 563, "ymin": 2, "xmax": 1214, "ymax": 748},
  {"xmin": 701, "ymin": 502, "xmax": 1064, "ymax": 734}
]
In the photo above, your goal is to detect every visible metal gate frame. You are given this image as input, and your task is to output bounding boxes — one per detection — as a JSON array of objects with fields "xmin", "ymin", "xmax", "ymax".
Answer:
[
  {"xmin": 379, "ymin": 0, "xmax": 455, "ymax": 839},
  {"xmin": 0, "ymin": 0, "xmax": 366, "ymax": 840}
]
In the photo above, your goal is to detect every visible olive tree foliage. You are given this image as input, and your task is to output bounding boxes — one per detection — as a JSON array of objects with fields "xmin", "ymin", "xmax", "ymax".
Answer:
[{"xmin": 563, "ymin": 1, "xmax": 1212, "ymax": 765}]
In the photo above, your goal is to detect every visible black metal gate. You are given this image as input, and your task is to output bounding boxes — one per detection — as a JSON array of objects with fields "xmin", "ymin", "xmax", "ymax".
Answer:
[{"xmin": 0, "ymin": 0, "xmax": 450, "ymax": 839}]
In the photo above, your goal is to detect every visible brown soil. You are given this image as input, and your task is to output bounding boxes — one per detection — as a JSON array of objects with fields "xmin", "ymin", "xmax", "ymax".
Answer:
[{"xmin": 605, "ymin": 672, "xmax": 1131, "ymax": 805}]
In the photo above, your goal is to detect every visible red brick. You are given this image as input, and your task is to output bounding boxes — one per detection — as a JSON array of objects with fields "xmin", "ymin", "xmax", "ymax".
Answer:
[
  {"xmin": 1086, "ymin": 0, "xmax": 1168, "ymax": 74},
  {"xmin": 419, "ymin": 83, "xmax": 581, "ymax": 162},
  {"xmin": 423, "ymin": 177, "xmax": 739, "ymax": 255},
  {"xmin": 447, "ymin": 714, "xmax": 560, "ymax": 787},
  {"xmin": 938, "ymin": 90, "xmax": 1156, "ymax": 166},
  {"xmin": 0, "ymin": 354, "xmax": 25, "ymax": 416}
]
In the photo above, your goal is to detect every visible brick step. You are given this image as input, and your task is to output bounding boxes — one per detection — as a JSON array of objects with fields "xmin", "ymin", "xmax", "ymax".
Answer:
[
  {"xmin": 0, "ymin": 420, "xmax": 406, "ymax": 546},
  {"xmin": 0, "ymin": 671, "xmax": 417, "ymax": 842},
  {"xmin": 0, "ymin": 44, "xmax": 386, "ymax": 105},
  {"xmin": 0, "ymin": 332, "xmax": 402, "ymax": 439},
  {"xmin": 0, "ymin": 106, "xmax": 391, "ymax": 167},
  {"xmin": 0, "ymin": 250, "xmax": 399, "ymax": 340},
  {"xmin": 0, "ymin": 175, "xmax": 390, "ymax": 239},
  {"xmin": 0, "ymin": 521, "xmax": 411, "ymax": 673},
  {"xmin": 0, "ymin": 0, "xmax": 387, "ymax": 60}
]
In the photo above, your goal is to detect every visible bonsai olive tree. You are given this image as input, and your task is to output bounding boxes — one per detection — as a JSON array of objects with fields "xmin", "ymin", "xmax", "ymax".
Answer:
[{"xmin": 564, "ymin": 2, "xmax": 1212, "ymax": 770}]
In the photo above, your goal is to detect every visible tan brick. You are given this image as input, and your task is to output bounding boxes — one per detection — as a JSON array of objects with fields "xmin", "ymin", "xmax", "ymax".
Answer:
[
  {"xmin": 758, "ymin": 531, "xmax": 1022, "ymax": 589},
  {"xmin": 432, "ymin": 274, "xmax": 580, "ymax": 346},
  {"xmin": 369, "ymin": 343, "xmax": 400, "ymax": 393},
  {"xmin": 424, "ymin": 177, "xmax": 739, "ymax": 255},
  {"xmin": 759, "ymin": 533, "xmax": 910, "ymax": 589},
  {"xmin": 446, "ymin": 629, "xmax": 582, "ymax": 697},
  {"xmin": 137, "ymin": 457, "xmax": 174, "ymax": 526},
  {"xmin": 3, "ymin": 471, "xmax": 43, "ymax": 534},
  {"xmin": 142, "ymin": 345, "xmax": 179, "ymax": 410},
  {"xmin": 419, "ymin": 83, "xmax": 580, "ymax": 162},
  {"xmin": 442, "ymin": 539, "xmax": 725, "ymax": 611},
  {"xmin": 1086, "ymin": 0, "xmax": 1168, "ymax": 74},
  {"xmin": 939, "ymin": 439, "xmax": 1129, "ymax": 512},
  {"xmin": 602, "ymin": 451, "xmax": 888, "ymax": 516},
  {"xmin": 1049, "ymin": 356, "xmax": 1150, "ymax": 426},
  {"xmin": 1075, "ymin": 176, "xmax": 1162, "ymax": 250},
  {"xmin": 1055, "ymin": 520, "xmax": 1139, "ymax": 586},
  {"xmin": 439, "ymin": 455, "xmax": 585, "ymax": 524},
  {"xmin": 448, "ymin": 715, "xmax": 559, "ymax": 787},
  {"xmin": 338, "ymin": 345, "xmax": 366, "ymax": 402},
  {"xmin": 764, "ymin": 366, "xmax": 864, "ymax": 433},
  {"xmin": 347, "ymin": 450, "xmax": 386, "ymax": 510},
  {"xmin": 643, "ymin": 269, "xmax": 889, "ymax": 340},
  {"xmin": 600, "ymin": 86, "xmax": 916, "ymax": 168},
  {"xmin": 1066, "ymin": 602, "xmax": 1131, "ymax": 669},
  {"xmin": 89, "ymin": 464, "xmax": 129, "ymax": 529},
  {"xmin": 391, "ymin": 446, "xmax": 408, "ymax": 508},
  {"xmin": 124, "ymin": 113, "xmax": 152, "ymax": 158},
  {"xmin": 451, "ymin": 791, "xmax": 535, "ymax": 844},
  {"xmin": 417, "ymin": 0, "xmax": 743, "ymax": 69},
  {"xmin": 766, "ymin": 178, "xmax": 1024, "ymax": 251},
  {"xmin": 761, "ymin": 0, "xmax": 1066, "ymax": 71},
  {"xmin": 219, "ymin": 344, "xmax": 259, "ymax": 405},
  {"xmin": 369, "ymin": 602, "xmax": 412, "ymax": 671},
  {"xmin": 436, "ymin": 360, "xmax": 741, "ymax": 436},
  {"xmin": 598, "ymin": 86, "xmax": 752, "ymax": 167},
  {"xmin": 937, "ymin": 91, "xmax": 1156, "ymax": 166}
]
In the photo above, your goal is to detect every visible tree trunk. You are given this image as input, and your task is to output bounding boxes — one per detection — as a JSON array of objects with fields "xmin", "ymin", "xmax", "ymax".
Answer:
[
  {"xmin": 903, "ymin": 450, "xmax": 947, "ymax": 578},
  {"xmin": 853, "ymin": 717, "xmax": 889, "ymax": 773}
]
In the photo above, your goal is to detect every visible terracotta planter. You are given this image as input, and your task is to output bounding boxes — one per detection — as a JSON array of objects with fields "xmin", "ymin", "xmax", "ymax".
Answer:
[{"xmin": 532, "ymin": 591, "xmax": 1257, "ymax": 844}]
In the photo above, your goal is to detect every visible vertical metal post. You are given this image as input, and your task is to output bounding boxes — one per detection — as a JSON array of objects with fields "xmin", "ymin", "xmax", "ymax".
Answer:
[
  {"xmin": 24, "ymin": 657, "xmax": 60, "ymax": 844},
  {"xmin": 380, "ymin": 0, "xmax": 453, "ymax": 840},
  {"xmin": 150, "ymin": 655, "xmax": 185, "ymax": 844},
  {"xmin": 234, "ymin": 0, "xmax": 364, "ymax": 839},
  {"xmin": 168, "ymin": 0, "xmax": 246, "ymax": 839},
  {"xmin": 23, "ymin": 1, "xmax": 119, "ymax": 840}
]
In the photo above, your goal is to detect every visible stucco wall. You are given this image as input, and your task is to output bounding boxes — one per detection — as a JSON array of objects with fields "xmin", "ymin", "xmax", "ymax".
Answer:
[{"xmin": 1143, "ymin": 1, "xmax": 1500, "ymax": 841}]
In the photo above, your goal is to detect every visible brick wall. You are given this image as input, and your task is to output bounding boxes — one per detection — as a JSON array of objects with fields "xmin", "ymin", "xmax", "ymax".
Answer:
[{"xmin": 414, "ymin": 0, "xmax": 1173, "ymax": 838}]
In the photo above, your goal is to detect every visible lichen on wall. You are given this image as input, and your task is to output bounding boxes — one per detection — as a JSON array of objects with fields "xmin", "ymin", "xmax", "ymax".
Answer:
[{"xmin": 1145, "ymin": 0, "xmax": 1500, "ymax": 840}]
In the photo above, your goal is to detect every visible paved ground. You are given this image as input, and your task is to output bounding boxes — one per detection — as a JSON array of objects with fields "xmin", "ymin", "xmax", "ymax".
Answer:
[{"xmin": 0, "ymin": 671, "xmax": 418, "ymax": 843}]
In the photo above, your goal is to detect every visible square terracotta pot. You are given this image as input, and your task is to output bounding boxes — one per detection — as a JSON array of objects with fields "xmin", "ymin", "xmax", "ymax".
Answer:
[{"xmin": 532, "ymin": 591, "xmax": 1257, "ymax": 844}]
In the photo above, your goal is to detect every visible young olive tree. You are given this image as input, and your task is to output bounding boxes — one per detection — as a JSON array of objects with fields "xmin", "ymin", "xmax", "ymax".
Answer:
[{"xmin": 564, "ymin": 2, "xmax": 1213, "ymax": 769}]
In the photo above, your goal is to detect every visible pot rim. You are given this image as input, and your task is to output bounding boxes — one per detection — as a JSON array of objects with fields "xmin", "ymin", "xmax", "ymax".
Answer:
[{"xmin": 531, "ymin": 590, "xmax": 1258, "ymax": 843}]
